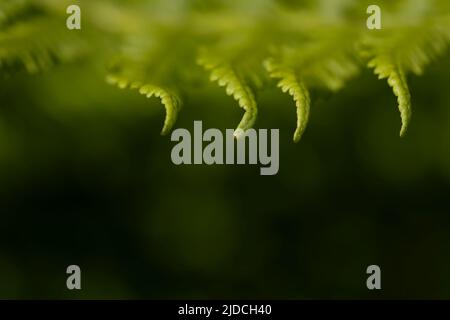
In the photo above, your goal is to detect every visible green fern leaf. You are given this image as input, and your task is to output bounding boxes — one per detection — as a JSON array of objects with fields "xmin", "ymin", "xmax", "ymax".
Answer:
[
  {"xmin": 0, "ymin": 17, "xmax": 84, "ymax": 74},
  {"xmin": 197, "ymin": 50, "xmax": 258, "ymax": 137},
  {"xmin": 400, "ymin": 27, "xmax": 448, "ymax": 76},
  {"xmin": 106, "ymin": 74, "xmax": 181, "ymax": 136},
  {"xmin": 368, "ymin": 55, "xmax": 411, "ymax": 137},
  {"xmin": 363, "ymin": 23, "xmax": 449, "ymax": 137},
  {"xmin": 264, "ymin": 59, "xmax": 311, "ymax": 142},
  {"xmin": 266, "ymin": 28, "xmax": 361, "ymax": 93}
]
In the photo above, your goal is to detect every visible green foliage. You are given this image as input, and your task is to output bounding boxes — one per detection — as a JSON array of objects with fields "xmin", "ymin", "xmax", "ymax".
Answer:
[
  {"xmin": 1, "ymin": 0, "xmax": 449, "ymax": 140},
  {"xmin": 0, "ymin": 0, "xmax": 85, "ymax": 74}
]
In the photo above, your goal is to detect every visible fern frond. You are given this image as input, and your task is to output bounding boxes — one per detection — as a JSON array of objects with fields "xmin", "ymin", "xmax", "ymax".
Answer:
[
  {"xmin": 368, "ymin": 55, "xmax": 411, "ymax": 137},
  {"xmin": 400, "ymin": 26, "xmax": 448, "ymax": 76},
  {"xmin": 0, "ymin": 18, "xmax": 84, "ymax": 74},
  {"xmin": 2, "ymin": 0, "xmax": 450, "ymax": 142},
  {"xmin": 266, "ymin": 39, "xmax": 361, "ymax": 95},
  {"xmin": 363, "ymin": 24, "xmax": 449, "ymax": 137},
  {"xmin": 106, "ymin": 74, "xmax": 181, "ymax": 136},
  {"xmin": 264, "ymin": 59, "xmax": 311, "ymax": 142},
  {"xmin": 197, "ymin": 50, "xmax": 258, "ymax": 137}
]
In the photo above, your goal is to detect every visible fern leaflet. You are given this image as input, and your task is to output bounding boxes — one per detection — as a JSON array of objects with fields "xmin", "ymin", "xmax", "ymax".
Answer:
[
  {"xmin": 265, "ymin": 59, "xmax": 311, "ymax": 142},
  {"xmin": 106, "ymin": 75, "xmax": 181, "ymax": 136},
  {"xmin": 197, "ymin": 50, "xmax": 258, "ymax": 137},
  {"xmin": 368, "ymin": 55, "xmax": 411, "ymax": 137}
]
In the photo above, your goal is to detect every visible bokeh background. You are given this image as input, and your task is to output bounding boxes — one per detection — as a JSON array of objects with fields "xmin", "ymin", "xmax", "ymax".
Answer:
[{"xmin": 1, "ymin": 0, "xmax": 450, "ymax": 299}]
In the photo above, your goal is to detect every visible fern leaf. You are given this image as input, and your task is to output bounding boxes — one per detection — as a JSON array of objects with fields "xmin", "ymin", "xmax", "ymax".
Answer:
[
  {"xmin": 106, "ymin": 74, "xmax": 181, "ymax": 136},
  {"xmin": 197, "ymin": 51, "xmax": 258, "ymax": 137},
  {"xmin": 400, "ymin": 27, "xmax": 448, "ymax": 76},
  {"xmin": 264, "ymin": 59, "xmax": 311, "ymax": 142},
  {"xmin": 267, "ymin": 29, "xmax": 361, "ymax": 93},
  {"xmin": 363, "ymin": 25, "xmax": 449, "ymax": 137},
  {"xmin": 368, "ymin": 55, "xmax": 411, "ymax": 137},
  {"xmin": 0, "ymin": 18, "xmax": 84, "ymax": 74}
]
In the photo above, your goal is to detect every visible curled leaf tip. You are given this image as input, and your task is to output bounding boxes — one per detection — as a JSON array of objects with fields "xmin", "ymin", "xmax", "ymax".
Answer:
[
  {"xmin": 265, "ymin": 59, "xmax": 311, "ymax": 143},
  {"xmin": 233, "ymin": 128, "xmax": 245, "ymax": 139},
  {"xmin": 368, "ymin": 57, "xmax": 412, "ymax": 138},
  {"xmin": 106, "ymin": 75, "xmax": 181, "ymax": 136}
]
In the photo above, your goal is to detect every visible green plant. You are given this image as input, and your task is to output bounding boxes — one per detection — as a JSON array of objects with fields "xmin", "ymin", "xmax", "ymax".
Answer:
[{"xmin": 1, "ymin": 0, "xmax": 449, "ymax": 141}]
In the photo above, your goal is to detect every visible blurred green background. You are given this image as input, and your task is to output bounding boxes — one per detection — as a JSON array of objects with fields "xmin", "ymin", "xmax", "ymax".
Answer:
[{"xmin": 1, "ymin": 0, "xmax": 450, "ymax": 299}]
